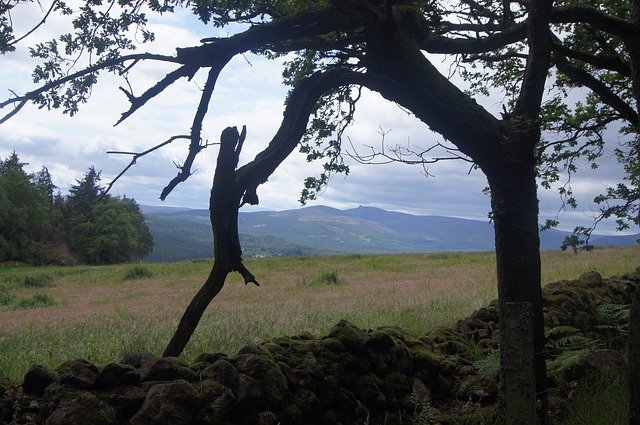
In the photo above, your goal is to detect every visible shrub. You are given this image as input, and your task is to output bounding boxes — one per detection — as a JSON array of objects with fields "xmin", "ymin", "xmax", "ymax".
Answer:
[
  {"xmin": 0, "ymin": 292, "xmax": 16, "ymax": 306},
  {"xmin": 303, "ymin": 271, "xmax": 343, "ymax": 286},
  {"xmin": 22, "ymin": 274, "xmax": 54, "ymax": 288},
  {"xmin": 124, "ymin": 265, "xmax": 153, "ymax": 280},
  {"xmin": 15, "ymin": 293, "xmax": 57, "ymax": 309}
]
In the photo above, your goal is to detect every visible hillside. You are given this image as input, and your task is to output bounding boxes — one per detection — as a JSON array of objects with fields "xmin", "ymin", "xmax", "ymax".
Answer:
[{"xmin": 141, "ymin": 205, "xmax": 639, "ymax": 262}]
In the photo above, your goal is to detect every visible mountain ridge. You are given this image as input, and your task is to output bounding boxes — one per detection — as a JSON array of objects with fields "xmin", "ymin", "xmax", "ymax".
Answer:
[{"xmin": 141, "ymin": 205, "xmax": 638, "ymax": 262}]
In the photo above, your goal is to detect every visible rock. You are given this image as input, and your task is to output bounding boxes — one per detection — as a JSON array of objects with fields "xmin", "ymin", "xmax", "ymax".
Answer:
[
  {"xmin": 235, "ymin": 353, "xmax": 272, "ymax": 379},
  {"xmin": 236, "ymin": 373, "xmax": 263, "ymax": 409},
  {"xmin": 257, "ymin": 411, "xmax": 279, "ymax": 425},
  {"xmin": 579, "ymin": 270, "xmax": 602, "ymax": 285},
  {"xmin": 120, "ymin": 352, "xmax": 156, "ymax": 368},
  {"xmin": 129, "ymin": 380, "xmax": 198, "ymax": 425},
  {"xmin": 56, "ymin": 359, "xmax": 98, "ymax": 389},
  {"xmin": 201, "ymin": 359, "xmax": 239, "ymax": 391},
  {"xmin": 194, "ymin": 352, "xmax": 227, "ymax": 364},
  {"xmin": 327, "ymin": 320, "xmax": 370, "ymax": 351},
  {"xmin": 178, "ymin": 366, "xmax": 198, "ymax": 382},
  {"xmin": 353, "ymin": 373, "xmax": 386, "ymax": 413},
  {"xmin": 95, "ymin": 363, "xmax": 139, "ymax": 389},
  {"xmin": 196, "ymin": 380, "xmax": 236, "ymax": 422},
  {"xmin": 561, "ymin": 349, "xmax": 626, "ymax": 381},
  {"xmin": 262, "ymin": 367, "xmax": 290, "ymax": 407},
  {"xmin": 139, "ymin": 357, "xmax": 183, "ymax": 382},
  {"xmin": 104, "ymin": 385, "xmax": 146, "ymax": 419},
  {"xmin": 23, "ymin": 365, "xmax": 56, "ymax": 396},
  {"xmin": 363, "ymin": 331, "xmax": 395, "ymax": 352},
  {"xmin": 45, "ymin": 393, "xmax": 115, "ymax": 425}
]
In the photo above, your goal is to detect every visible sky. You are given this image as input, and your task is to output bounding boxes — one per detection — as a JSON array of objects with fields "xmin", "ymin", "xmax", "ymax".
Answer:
[{"xmin": 0, "ymin": 2, "xmax": 635, "ymax": 235}]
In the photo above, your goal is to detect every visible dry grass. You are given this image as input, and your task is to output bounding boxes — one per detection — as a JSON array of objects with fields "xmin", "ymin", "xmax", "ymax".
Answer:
[{"xmin": 0, "ymin": 246, "xmax": 637, "ymax": 382}]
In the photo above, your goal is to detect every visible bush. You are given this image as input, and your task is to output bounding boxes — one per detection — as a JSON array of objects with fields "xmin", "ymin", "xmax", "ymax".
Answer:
[
  {"xmin": 303, "ymin": 271, "xmax": 343, "ymax": 286},
  {"xmin": 0, "ymin": 292, "xmax": 16, "ymax": 306},
  {"xmin": 15, "ymin": 293, "xmax": 57, "ymax": 309},
  {"xmin": 22, "ymin": 274, "xmax": 54, "ymax": 288},
  {"xmin": 124, "ymin": 265, "xmax": 153, "ymax": 280}
]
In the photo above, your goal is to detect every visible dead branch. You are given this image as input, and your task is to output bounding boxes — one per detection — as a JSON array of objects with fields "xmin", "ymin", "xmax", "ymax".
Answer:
[
  {"xmin": 103, "ymin": 134, "xmax": 191, "ymax": 197},
  {"xmin": 160, "ymin": 67, "xmax": 220, "ymax": 201}
]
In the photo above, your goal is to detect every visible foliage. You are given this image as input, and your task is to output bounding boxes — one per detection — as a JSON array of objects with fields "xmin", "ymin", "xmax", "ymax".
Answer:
[
  {"xmin": 0, "ymin": 153, "xmax": 153, "ymax": 265},
  {"xmin": 14, "ymin": 292, "xmax": 57, "ymax": 309},
  {"xmin": 565, "ymin": 374, "xmax": 628, "ymax": 425},
  {"xmin": 302, "ymin": 271, "xmax": 343, "ymax": 286},
  {"xmin": 21, "ymin": 274, "xmax": 54, "ymax": 288},
  {"xmin": 473, "ymin": 349, "xmax": 500, "ymax": 380},
  {"xmin": 123, "ymin": 265, "xmax": 153, "ymax": 280},
  {"xmin": 0, "ymin": 291, "xmax": 15, "ymax": 306},
  {"xmin": 0, "ymin": 152, "xmax": 52, "ymax": 263}
]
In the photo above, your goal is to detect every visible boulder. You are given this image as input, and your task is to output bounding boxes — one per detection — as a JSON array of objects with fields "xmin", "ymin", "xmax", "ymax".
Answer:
[
  {"xmin": 56, "ymin": 359, "xmax": 98, "ymax": 390},
  {"xmin": 45, "ymin": 392, "xmax": 115, "ymax": 425},
  {"xmin": 129, "ymin": 380, "xmax": 198, "ymax": 425},
  {"xmin": 23, "ymin": 364, "xmax": 56, "ymax": 396}
]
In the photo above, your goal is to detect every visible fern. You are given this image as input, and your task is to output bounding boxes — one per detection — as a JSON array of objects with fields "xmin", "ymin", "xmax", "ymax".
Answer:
[
  {"xmin": 547, "ymin": 349, "xmax": 591, "ymax": 376},
  {"xmin": 473, "ymin": 349, "xmax": 500, "ymax": 380},
  {"xmin": 547, "ymin": 335, "xmax": 596, "ymax": 351},
  {"xmin": 545, "ymin": 325, "xmax": 580, "ymax": 338},
  {"xmin": 596, "ymin": 303, "xmax": 629, "ymax": 326}
]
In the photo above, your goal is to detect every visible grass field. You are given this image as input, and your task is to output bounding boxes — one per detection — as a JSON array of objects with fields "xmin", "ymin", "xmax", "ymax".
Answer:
[{"xmin": 0, "ymin": 245, "xmax": 638, "ymax": 384}]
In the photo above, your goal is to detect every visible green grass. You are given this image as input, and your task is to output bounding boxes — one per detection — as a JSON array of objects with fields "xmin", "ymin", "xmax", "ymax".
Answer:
[
  {"xmin": 123, "ymin": 265, "xmax": 154, "ymax": 280},
  {"xmin": 302, "ymin": 271, "xmax": 343, "ymax": 286},
  {"xmin": 0, "ymin": 292, "xmax": 16, "ymax": 306},
  {"xmin": 564, "ymin": 375, "xmax": 628, "ymax": 425},
  {"xmin": 22, "ymin": 274, "xmax": 54, "ymax": 288},
  {"xmin": 14, "ymin": 292, "xmax": 57, "ymax": 309}
]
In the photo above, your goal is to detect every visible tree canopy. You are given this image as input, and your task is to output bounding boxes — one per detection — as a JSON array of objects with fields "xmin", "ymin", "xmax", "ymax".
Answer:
[{"xmin": 0, "ymin": 153, "xmax": 153, "ymax": 264}]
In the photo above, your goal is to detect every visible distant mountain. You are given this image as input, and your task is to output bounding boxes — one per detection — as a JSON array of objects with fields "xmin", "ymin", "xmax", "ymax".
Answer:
[{"xmin": 141, "ymin": 205, "xmax": 639, "ymax": 262}]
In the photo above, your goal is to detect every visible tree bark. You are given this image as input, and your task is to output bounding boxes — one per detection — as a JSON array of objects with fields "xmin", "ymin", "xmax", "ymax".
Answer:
[
  {"xmin": 487, "ymin": 161, "xmax": 547, "ymax": 423},
  {"xmin": 164, "ymin": 127, "xmax": 252, "ymax": 357},
  {"xmin": 163, "ymin": 264, "xmax": 229, "ymax": 357},
  {"xmin": 629, "ymin": 287, "xmax": 640, "ymax": 425}
]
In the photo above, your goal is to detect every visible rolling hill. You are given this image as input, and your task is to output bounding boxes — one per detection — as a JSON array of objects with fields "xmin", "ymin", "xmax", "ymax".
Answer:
[{"xmin": 141, "ymin": 205, "xmax": 639, "ymax": 262}]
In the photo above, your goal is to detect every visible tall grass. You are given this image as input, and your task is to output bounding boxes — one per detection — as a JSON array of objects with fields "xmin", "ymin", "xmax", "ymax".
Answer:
[{"xmin": 0, "ymin": 246, "xmax": 637, "ymax": 384}]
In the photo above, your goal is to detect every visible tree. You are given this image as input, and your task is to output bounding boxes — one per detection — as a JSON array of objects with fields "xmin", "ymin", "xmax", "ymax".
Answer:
[
  {"xmin": 459, "ymin": 0, "xmax": 639, "ymax": 249},
  {"xmin": 34, "ymin": 166, "xmax": 57, "ymax": 203},
  {"xmin": 66, "ymin": 167, "xmax": 153, "ymax": 264},
  {"xmin": 2, "ymin": 0, "xmax": 638, "ymax": 420},
  {"xmin": 67, "ymin": 165, "xmax": 103, "ymax": 218},
  {"xmin": 0, "ymin": 152, "xmax": 52, "ymax": 262}
]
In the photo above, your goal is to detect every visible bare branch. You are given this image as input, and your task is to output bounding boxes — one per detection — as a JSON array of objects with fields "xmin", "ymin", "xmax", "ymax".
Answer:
[
  {"xmin": 423, "ymin": 22, "xmax": 527, "ymax": 54},
  {"xmin": 160, "ymin": 67, "xmax": 220, "ymax": 200},
  {"xmin": 102, "ymin": 134, "xmax": 191, "ymax": 197},
  {"xmin": 346, "ymin": 128, "xmax": 473, "ymax": 172},
  {"xmin": 115, "ymin": 63, "xmax": 198, "ymax": 125},
  {"xmin": 9, "ymin": 0, "xmax": 58, "ymax": 48}
]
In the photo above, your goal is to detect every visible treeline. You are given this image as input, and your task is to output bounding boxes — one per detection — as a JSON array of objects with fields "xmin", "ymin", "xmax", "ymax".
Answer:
[{"xmin": 0, "ymin": 152, "xmax": 153, "ymax": 265}]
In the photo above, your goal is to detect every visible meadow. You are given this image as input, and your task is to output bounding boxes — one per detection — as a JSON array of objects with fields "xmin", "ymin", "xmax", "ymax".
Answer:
[{"xmin": 0, "ymin": 245, "xmax": 638, "ymax": 387}]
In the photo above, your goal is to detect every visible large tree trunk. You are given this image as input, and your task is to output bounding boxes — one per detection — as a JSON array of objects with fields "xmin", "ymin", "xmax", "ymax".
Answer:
[
  {"xmin": 163, "ymin": 264, "xmax": 229, "ymax": 357},
  {"xmin": 164, "ymin": 127, "xmax": 252, "ymax": 357},
  {"xmin": 487, "ymin": 162, "xmax": 548, "ymax": 423}
]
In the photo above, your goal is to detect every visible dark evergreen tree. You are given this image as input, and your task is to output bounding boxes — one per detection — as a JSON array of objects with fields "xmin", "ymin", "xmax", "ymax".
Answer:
[
  {"xmin": 67, "ymin": 166, "xmax": 103, "ymax": 218},
  {"xmin": 33, "ymin": 166, "xmax": 57, "ymax": 203},
  {"xmin": 66, "ymin": 167, "xmax": 153, "ymax": 264},
  {"xmin": 0, "ymin": 153, "xmax": 51, "ymax": 262}
]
